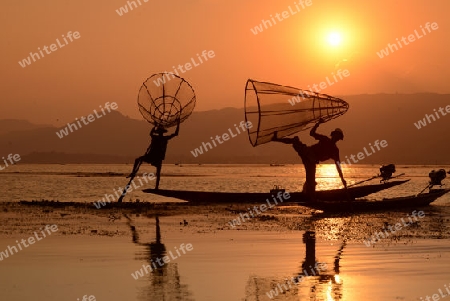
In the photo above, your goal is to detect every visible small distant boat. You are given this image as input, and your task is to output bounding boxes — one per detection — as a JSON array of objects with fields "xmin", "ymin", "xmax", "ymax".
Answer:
[
  {"xmin": 270, "ymin": 185, "xmax": 285, "ymax": 194},
  {"xmin": 143, "ymin": 180, "xmax": 410, "ymax": 203},
  {"xmin": 270, "ymin": 163, "xmax": 285, "ymax": 167}
]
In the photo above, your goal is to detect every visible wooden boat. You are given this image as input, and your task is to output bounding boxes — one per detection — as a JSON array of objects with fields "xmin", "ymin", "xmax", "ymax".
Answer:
[
  {"xmin": 143, "ymin": 180, "xmax": 410, "ymax": 203},
  {"xmin": 305, "ymin": 188, "xmax": 450, "ymax": 213}
]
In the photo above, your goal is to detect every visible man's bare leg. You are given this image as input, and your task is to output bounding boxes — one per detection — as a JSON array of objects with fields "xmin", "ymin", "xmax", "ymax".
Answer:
[
  {"xmin": 155, "ymin": 164, "xmax": 162, "ymax": 190},
  {"xmin": 304, "ymin": 163, "xmax": 317, "ymax": 202}
]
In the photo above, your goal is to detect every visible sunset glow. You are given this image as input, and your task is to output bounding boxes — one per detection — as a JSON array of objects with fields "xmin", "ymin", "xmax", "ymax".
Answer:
[
  {"xmin": 1, "ymin": 1, "xmax": 450, "ymax": 300},
  {"xmin": 327, "ymin": 32, "xmax": 342, "ymax": 47}
]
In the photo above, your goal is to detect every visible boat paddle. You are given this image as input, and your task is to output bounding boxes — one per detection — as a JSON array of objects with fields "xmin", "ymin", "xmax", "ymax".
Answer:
[
  {"xmin": 388, "ymin": 172, "xmax": 405, "ymax": 180},
  {"xmin": 417, "ymin": 184, "xmax": 432, "ymax": 195},
  {"xmin": 118, "ymin": 175, "xmax": 134, "ymax": 203},
  {"xmin": 347, "ymin": 175, "xmax": 378, "ymax": 188},
  {"xmin": 347, "ymin": 172, "xmax": 406, "ymax": 188},
  {"xmin": 118, "ymin": 160, "xmax": 143, "ymax": 203}
]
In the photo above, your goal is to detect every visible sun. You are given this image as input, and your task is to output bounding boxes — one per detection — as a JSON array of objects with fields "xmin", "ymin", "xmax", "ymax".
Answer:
[{"xmin": 327, "ymin": 32, "xmax": 342, "ymax": 47}]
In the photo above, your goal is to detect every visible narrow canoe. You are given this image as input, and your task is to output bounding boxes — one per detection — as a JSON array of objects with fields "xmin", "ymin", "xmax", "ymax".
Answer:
[
  {"xmin": 306, "ymin": 188, "xmax": 450, "ymax": 213},
  {"xmin": 143, "ymin": 180, "xmax": 410, "ymax": 203}
]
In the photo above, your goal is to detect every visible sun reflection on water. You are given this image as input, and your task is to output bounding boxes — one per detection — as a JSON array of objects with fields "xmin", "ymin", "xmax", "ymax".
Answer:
[
  {"xmin": 326, "ymin": 280, "xmax": 334, "ymax": 301},
  {"xmin": 316, "ymin": 164, "xmax": 346, "ymax": 191}
]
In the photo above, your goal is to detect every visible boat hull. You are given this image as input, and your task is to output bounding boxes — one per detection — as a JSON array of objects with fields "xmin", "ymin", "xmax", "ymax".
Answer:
[
  {"xmin": 306, "ymin": 189, "xmax": 450, "ymax": 213},
  {"xmin": 143, "ymin": 180, "xmax": 410, "ymax": 203}
]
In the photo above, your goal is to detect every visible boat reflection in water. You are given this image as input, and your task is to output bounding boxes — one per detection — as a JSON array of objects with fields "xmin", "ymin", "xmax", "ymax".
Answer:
[
  {"xmin": 245, "ymin": 229, "xmax": 344, "ymax": 301},
  {"xmin": 127, "ymin": 215, "xmax": 195, "ymax": 301}
]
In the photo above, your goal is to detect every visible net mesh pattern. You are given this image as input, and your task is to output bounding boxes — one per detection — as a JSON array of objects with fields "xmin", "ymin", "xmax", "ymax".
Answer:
[
  {"xmin": 245, "ymin": 79, "xmax": 349, "ymax": 146},
  {"xmin": 138, "ymin": 73, "xmax": 196, "ymax": 128}
]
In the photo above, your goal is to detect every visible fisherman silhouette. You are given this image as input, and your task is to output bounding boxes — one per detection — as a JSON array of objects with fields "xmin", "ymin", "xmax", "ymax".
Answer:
[
  {"xmin": 128, "ymin": 120, "xmax": 180, "ymax": 190},
  {"xmin": 272, "ymin": 118, "xmax": 346, "ymax": 202}
]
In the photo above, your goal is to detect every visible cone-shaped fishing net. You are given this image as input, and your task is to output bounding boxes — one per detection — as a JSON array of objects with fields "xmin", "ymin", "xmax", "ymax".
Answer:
[
  {"xmin": 138, "ymin": 73, "xmax": 196, "ymax": 128},
  {"xmin": 245, "ymin": 79, "xmax": 349, "ymax": 146}
]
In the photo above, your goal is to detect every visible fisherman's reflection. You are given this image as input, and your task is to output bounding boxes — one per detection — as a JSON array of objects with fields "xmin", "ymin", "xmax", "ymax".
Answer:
[
  {"xmin": 126, "ymin": 214, "xmax": 194, "ymax": 301},
  {"xmin": 299, "ymin": 230, "xmax": 343, "ymax": 300}
]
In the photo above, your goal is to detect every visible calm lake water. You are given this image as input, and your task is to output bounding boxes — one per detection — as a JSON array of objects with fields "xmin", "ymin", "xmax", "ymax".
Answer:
[
  {"xmin": 1, "ymin": 163, "xmax": 449, "ymax": 203},
  {"xmin": 0, "ymin": 164, "xmax": 449, "ymax": 301}
]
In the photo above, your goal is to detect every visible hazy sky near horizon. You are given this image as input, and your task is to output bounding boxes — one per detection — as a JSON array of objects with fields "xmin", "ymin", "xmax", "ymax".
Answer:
[{"xmin": 1, "ymin": 0, "xmax": 449, "ymax": 125}]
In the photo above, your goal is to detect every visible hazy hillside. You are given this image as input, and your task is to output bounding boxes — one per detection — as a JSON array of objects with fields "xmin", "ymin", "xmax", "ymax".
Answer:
[
  {"xmin": 0, "ymin": 119, "xmax": 50, "ymax": 136},
  {"xmin": 0, "ymin": 93, "xmax": 449, "ymax": 164}
]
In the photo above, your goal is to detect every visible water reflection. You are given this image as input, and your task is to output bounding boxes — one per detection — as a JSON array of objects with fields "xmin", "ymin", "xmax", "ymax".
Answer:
[
  {"xmin": 245, "ymin": 227, "xmax": 345, "ymax": 300},
  {"xmin": 302, "ymin": 230, "xmax": 343, "ymax": 301},
  {"xmin": 125, "ymin": 215, "xmax": 195, "ymax": 301}
]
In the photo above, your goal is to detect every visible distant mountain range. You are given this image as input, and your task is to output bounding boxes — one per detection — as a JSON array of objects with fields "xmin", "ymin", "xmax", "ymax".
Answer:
[
  {"xmin": 0, "ymin": 119, "xmax": 51, "ymax": 136},
  {"xmin": 0, "ymin": 93, "xmax": 449, "ymax": 164}
]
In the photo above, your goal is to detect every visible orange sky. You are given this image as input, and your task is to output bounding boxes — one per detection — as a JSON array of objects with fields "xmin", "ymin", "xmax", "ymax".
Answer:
[{"xmin": 1, "ymin": 0, "xmax": 449, "ymax": 125}]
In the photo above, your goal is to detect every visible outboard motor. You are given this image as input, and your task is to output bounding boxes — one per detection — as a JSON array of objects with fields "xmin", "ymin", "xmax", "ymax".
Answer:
[
  {"xmin": 429, "ymin": 169, "xmax": 446, "ymax": 186},
  {"xmin": 380, "ymin": 164, "xmax": 396, "ymax": 182}
]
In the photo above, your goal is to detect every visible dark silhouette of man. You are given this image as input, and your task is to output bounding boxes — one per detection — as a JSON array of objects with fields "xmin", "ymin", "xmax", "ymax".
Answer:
[
  {"xmin": 128, "ymin": 121, "xmax": 180, "ymax": 189},
  {"xmin": 272, "ymin": 119, "xmax": 346, "ymax": 201}
]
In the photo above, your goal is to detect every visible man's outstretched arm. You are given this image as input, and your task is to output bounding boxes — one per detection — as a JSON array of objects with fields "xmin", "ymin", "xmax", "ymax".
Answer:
[
  {"xmin": 167, "ymin": 120, "xmax": 180, "ymax": 140},
  {"xmin": 310, "ymin": 118, "xmax": 326, "ymax": 140},
  {"xmin": 335, "ymin": 161, "xmax": 347, "ymax": 188}
]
